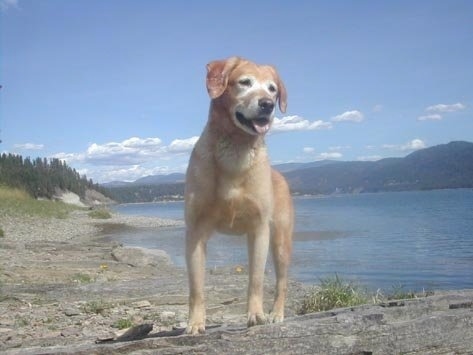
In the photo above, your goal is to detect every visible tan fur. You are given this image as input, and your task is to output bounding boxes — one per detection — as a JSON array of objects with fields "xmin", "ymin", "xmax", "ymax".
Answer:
[{"xmin": 185, "ymin": 56, "xmax": 294, "ymax": 335}]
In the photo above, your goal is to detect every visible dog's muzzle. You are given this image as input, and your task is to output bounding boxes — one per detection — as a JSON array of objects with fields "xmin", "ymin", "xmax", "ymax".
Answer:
[{"xmin": 235, "ymin": 98, "xmax": 275, "ymax": 135}]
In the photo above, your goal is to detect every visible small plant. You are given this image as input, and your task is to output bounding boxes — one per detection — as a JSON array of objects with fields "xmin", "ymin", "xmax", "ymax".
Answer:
[
  {"xmin": 88, "ymin": 208, "xmax": 112, "ymax": 219},
  {"xmin": 82, "ymin": 300, "xmax": 110, "ymax": 315},
  {"xmin": 114, "ymin": 318, "xmax": 133, "ymax": 329},
  {"xmin": 388, "ymin": 283, "xmax": 421, "ymax": 300},
  {"xmin": 72, "ymin": 273, "xmax": 93, "ymax": 284},
  {"xmin": 0, "ymin": 226, "xmax": 4, "ymax": 237},
  {"xmin": 16, "ymin": 316, "xmax": 29, "ymax": 327},
  {"xmin": 298, "ymin": 274, "xmax": 369, "ymax": 315}
]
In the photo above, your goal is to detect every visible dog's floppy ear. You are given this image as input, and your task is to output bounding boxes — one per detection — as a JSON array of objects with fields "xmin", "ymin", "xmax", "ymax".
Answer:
[
  {"xmin": 277, "ymin": 77, "xmax": 287, "ymax": 113},
  {"xmin": 265, "ymin": 65, "xmax": 287, "ymax": 113},
  {"xmin": 206, "ymin": 57, "xmax": 241, "ymax": 99},
  {"xmin": 267, "ymin": 66, "xmax": 287, "ymax": 113}
]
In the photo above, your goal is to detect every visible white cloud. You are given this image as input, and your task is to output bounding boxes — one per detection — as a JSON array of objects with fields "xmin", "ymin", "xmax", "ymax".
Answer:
[
  {"xmin": 318, "ymin": 152, "xmax": 343, "ymax": 160},
  {"xmin": 302, "ymin": 147, "xmax": 342, "ymax": 160},
  {"xmin": 272, "ymin": 115, "xmax": 332, "ymax": 132},
  {"xmin": 13, "ymin": 143, "xmax": 44, "ymax": 150},
  {"xmin": 357, "ymin": 155, "xmax": 382, "ymax": 161},
  {"xmin": 331, "ymin": 110, "xmax": 364, "ymax": 123},
  {"xmin": 426, "ymin": 102, "xmax": 466, "ymax": 113},
  {"xmin": 417, "ymin": 114, "xmax": 443, "ymax": 121},
  {"xmin": 0, "ymin": 0, "xmax": 19, "ymax": 11},
  {"xmin": 402, "ymin": 138, "xmax": 426, "ymax": 151},
  {"xmin": 303, "ymin": 147, "xmax": 315, "ymax": 154},
  {"xmin": 329, "ymin": 145, "xmax": 351, "ymax": 151},
  {"xmin": 168, "ymin": 136, "xmax": 199, "ymax": 152},
  {"xmin": 383, "ymin": 139, "xmax": 426, "ymax": 152},
  {"xmin": 51, "ymin": 136, "xmax": 199, "ymax": 182},
  {"xmin": 84, "ymin": 137, "xmax": 166, "ymax": 165}
]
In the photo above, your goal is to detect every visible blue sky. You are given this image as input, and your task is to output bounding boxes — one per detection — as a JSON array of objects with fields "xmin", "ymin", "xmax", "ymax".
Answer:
[{"xmin": 1, "ymin": 0, "xmax": 472, "ymax": 183}]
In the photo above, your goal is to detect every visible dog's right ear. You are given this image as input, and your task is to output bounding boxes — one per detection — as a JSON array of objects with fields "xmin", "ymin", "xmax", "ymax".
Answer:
[{"xmin": 206, "ymin": 57, "xmax": 241, "ymax": 99}]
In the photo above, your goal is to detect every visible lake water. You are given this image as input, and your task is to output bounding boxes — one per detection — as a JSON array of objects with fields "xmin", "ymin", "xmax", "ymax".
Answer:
[{"xmin": 110, "ymin": 189, "xmax": 473, "ymax": 292}]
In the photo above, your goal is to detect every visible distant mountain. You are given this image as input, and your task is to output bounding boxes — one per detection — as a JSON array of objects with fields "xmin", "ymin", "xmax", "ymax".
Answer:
[
  {"xmin": 102, "ymin": 173, "xmax": 185, "ymax": 188},
  {"xmin": 285, "ymin": 141, "xmax": 473, "ymax": 195},
  {"xmin": 102, "ymin": 180, "xmax": 132, "ymax": 188},
  {"xmin": 273, "ymin": 160, "xmax": 339, "ymax": 173},
  {"xmin": 133, "ymin": 172, "xmax": 185, "ymax": 185},
  {"xmin": 104, "ymin": 141, "xmax": 473, "ymax": 202}
]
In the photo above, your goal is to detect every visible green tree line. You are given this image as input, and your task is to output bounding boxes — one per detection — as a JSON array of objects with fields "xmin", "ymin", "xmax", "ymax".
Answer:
[
  {"xmin": 105, "ymin": 183, "xmax": 185, "ymax": 203},
  {"xmin": 0, "ymin": 153, "xmax": 108, "ymax": 199}
]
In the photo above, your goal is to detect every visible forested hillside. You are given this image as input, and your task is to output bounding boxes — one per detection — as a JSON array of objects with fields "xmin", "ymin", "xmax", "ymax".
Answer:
[
  {"xmin": 285, "ymin": 141, "xmax": 473, "ymax": 195},
  {"xmin": 104, "ymin": 141, "xmax": 473, "ymax": 203},
  {"xmin": 0, "ymin": 153, "xmax": 108, "ymax": 199},
  {"xmin": 105, "ymin": 183, "xmax": 185, "ymax": 203}
]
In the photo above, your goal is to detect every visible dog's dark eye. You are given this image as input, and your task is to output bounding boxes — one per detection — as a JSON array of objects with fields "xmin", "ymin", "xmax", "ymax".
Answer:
[
  {"xmin": 268, "ymin": 84, "xmax": 277, "ymax": 93},
  {"xmin": 238, "ymin": 78, "xmax": 252, "ymax": 87}
]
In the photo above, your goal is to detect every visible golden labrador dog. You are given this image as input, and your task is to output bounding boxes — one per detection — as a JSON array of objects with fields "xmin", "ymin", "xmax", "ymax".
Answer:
[{"xmin": 185, "ymin": 56, "xmax": 294, "ymax": 335}]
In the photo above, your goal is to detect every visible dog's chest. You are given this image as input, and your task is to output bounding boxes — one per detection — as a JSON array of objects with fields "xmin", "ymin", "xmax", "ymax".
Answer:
[
  {"xmin": 213, "ymin": 175, "xmax": 271, "ymax": 235},
  {"xmin": 215, "ymin": 189, "xmax": 259, "ymax": 234},
  {"xmin": 214, "ymin": 139, "xmax": 259, "ymax": 174}
]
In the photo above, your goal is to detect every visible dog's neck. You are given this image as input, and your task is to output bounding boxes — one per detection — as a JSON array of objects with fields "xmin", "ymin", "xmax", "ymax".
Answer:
[{"xmin": 204, "ymin": 103, "xmax": 268, "ymax": 175}]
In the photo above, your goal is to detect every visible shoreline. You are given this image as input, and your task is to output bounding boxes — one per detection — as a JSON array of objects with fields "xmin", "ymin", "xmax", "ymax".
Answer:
[{"xmin": 1, "ymin": 209, "xmax": 473, "ymax": 353}]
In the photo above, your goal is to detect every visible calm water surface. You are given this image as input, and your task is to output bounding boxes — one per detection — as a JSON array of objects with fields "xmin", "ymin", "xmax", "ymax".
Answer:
[{"xmin": 110, "ymin": 189, "xmax": 473, "ymax": 291}]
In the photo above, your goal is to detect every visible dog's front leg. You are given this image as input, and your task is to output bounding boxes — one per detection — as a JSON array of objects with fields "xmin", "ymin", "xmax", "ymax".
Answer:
[
  {"xmin": 185, "ymin": 226, "xmax": 210, "ymax": 335},
  {"xmin": 246, "ymin": 223, "xmax": 270, "ymax": 327}
]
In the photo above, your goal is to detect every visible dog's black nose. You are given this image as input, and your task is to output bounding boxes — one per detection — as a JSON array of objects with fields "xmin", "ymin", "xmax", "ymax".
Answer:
[{"xmin": 258, "ymin": 98, "xmax": 275, "ymax": 114}]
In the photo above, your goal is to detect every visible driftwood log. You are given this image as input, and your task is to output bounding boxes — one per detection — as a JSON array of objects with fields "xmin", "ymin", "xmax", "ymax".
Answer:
[{"xmin": 6, "ymin": 290, "xmax": 473, "ymax": 354}]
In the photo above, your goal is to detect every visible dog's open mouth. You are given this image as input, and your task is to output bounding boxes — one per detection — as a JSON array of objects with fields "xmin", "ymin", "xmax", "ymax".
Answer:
[{"xmin": 236, "ymin": 112, "xmax": 270, "ymax": 135}]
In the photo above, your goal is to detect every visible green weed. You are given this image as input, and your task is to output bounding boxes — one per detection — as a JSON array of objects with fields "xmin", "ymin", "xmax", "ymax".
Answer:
[
  {"xmin": 71, "ymin": 273, "xmax": 94, "ymax": 284},
  {"xmin": 114, "ymin": 318, "xmax": 133, "ymax": 329},
  {"xmin": 82, "ymin": 300, "xmax": 111, "ymax": 315},
  {"xmin": 88, "ymin": 208, "xmax": 112, "ymax": 219},
  {"xmin": 298, "ymin": 274, "xmax": 369, "ymax": 314}
]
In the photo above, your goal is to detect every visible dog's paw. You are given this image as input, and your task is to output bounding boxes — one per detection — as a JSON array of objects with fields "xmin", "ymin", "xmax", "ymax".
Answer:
[
  {"xmin": 185, "ymin": 322, "xmax": 206, "ymax": 335},
  {"xmin": 247, "ymin": 312, "xmax": 267, "ymax": 327},
  {"xmin": 268, "ymin": 311, "xmax": 284, "ymax": 323}
]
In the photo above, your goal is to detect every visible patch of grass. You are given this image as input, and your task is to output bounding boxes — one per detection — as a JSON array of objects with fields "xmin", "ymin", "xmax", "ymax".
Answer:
[
  {"xmin": 114, "ymin": 318, "xmax": 134, "ymax": 330},
  {"xmin": 16, "ymin": 316, "xmax": 30, "ymax": 327},
  {"xmin": 88, "ymin": 208, "xmax": 112, "ymax": 219},
  {"xmin": 298, "ymin": 274, "xmax": 370, "ymax": 315},
  {"xmin": 0, "ymin": 226, "xmax": 4, "ymax": 237},
  {"xmin": 0, "ymin": 186, "xmax": 81, "ymax": 218},
  {"xmin": 71, "ymin": 273, "xmax": 94, "ymax": 284},
  {"xmin": 82, "ymin": 300, "xmax": 111, "ymax": 315},
  {"xmin": 298, "ymin": 275, "xmax": 434, "ymax": 315}
]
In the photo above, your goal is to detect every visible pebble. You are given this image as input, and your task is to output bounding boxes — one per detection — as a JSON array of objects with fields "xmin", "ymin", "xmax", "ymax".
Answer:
[
  {"xmin": 132, "ymin": 300, "xmax": 152, "ymax": 309},
  {"xmin": 64, "ymin": 307, "xmax": 81, "ymax": 316}
]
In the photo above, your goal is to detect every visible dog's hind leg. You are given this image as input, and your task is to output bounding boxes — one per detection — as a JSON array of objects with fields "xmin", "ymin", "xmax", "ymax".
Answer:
[{"xmin": 269, "ymin": 221, "xmax": 293, "ymax": 323}]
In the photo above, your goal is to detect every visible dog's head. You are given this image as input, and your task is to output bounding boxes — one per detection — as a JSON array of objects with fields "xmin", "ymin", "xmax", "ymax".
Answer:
[{"xmin": 206, "ymin": 56, "xmax": 287, "ymax": 136}]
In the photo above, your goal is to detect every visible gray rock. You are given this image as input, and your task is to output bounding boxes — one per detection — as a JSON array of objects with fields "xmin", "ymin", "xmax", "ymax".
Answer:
[
  {"xmin": 111, "ymin": 246, "xmax": 171, "ymax": 267},
  {"xmin": 64, "ymin": 307, "xmax": 81, "ymax": 317}
]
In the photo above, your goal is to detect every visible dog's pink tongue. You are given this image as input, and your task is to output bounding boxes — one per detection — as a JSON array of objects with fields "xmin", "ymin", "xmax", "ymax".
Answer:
[{"xmin": 252, "ymin": 121, "xmax": 270, "ymax": 135}]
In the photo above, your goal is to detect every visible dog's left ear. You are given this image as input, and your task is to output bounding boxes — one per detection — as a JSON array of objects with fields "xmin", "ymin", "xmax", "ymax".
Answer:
[
  {"xmin": 206, "ymin": 57, "xmax": 241, "ymax": 99},
  {"xmin": 277, "ymin": 77, "xmax": 287, "ymax": 113},
  {"xmin": 267, "ymin": 66, "xmax": 287, "ymax": 113}
]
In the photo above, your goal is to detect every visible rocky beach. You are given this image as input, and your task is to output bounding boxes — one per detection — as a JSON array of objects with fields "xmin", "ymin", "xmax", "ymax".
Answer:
[{"xmin": 1, "ymin": 209, "xmax": 472, "ymax": 354}]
